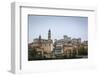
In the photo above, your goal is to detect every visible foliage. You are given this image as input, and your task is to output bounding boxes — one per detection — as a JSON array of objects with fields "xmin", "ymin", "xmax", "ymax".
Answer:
[{"xmin": 78, "ymin": 45, "xmax": 88, "ymax": 55}]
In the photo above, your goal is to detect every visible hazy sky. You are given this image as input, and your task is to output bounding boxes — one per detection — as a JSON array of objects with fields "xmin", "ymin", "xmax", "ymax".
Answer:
[{"xmin": 28, "ymin": 15, "xmax": 88, "ymax": 43}]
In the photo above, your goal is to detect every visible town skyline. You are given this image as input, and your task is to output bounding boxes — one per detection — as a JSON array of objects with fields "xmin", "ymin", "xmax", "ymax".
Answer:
[
  {"xmin": 29, "ymin": 29, "xmax": 87, "ymax": 43},
  {"xmin": 28, "ymin": 15, "xmax": 88, "ymax": 43},
  {"xmin": 28, "ymin": 29, "xmax": 88, "ymax": 60}
]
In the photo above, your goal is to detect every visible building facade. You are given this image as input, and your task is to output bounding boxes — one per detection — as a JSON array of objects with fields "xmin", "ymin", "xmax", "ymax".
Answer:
[
  {"xmin": 28, "ymin": 30, "xmax": 88, "ymax": 60},
  {"xmin": 30, "ymin": 29, "xmax": 53, "ymax": 58}
]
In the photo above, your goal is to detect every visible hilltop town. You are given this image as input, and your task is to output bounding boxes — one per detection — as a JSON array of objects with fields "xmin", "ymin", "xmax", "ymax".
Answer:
[{"xmin": 28, "ymin": 29, "xmax": 88, "ymax": 60}]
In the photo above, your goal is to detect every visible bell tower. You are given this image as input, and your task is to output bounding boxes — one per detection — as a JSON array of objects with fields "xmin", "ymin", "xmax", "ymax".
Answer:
[
  {"xmin": 48, "ymin": 29, "xmax": 51, "ymax": 40},
  {"xmin": 39, "ymin": 35, "xmax": 42, "ymax": 46}
]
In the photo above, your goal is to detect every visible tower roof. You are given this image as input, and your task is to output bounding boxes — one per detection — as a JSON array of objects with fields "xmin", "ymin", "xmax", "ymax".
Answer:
[
  {"xmin": 48, "ymin": 29, "xmax": 51, "ymax": 32},
  {"xmin": 39, "ymin": 35, "xmax": 41, "ymax": 39}
]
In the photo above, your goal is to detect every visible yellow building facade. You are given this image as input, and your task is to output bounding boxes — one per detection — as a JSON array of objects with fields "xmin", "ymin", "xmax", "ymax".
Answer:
[{"xmin": 30, "ymin": 29, "xmax": 53, "ymax": 58}]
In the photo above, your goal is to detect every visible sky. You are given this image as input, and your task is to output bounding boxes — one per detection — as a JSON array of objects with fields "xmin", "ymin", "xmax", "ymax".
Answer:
[{"xmin": 28, "ymin": 15, "xmax": 88, "ymax": 43}]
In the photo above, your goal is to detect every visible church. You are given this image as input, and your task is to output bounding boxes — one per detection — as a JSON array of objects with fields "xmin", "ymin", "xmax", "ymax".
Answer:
[{"xmin": 30, "ymin": 29, "xmax": 53, "ymax": 58}]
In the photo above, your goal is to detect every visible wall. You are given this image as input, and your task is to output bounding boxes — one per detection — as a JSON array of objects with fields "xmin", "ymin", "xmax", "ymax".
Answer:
[{"xmin": 0, "ymin": 0, "xmax": 100, "ymax": 76}]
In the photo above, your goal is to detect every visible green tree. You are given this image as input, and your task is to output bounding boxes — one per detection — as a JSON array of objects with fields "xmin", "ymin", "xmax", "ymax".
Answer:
[{"xmin": 78, "ymin": 45, "xmax": 88, "ymax": 55}]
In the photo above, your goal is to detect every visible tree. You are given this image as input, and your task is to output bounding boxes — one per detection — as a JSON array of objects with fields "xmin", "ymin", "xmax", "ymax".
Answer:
[
  {"xmin": 28, "ymin": 47, "xmax": 37, "ymax": 60},
  {"xmin": 78, "ymin": 45, "xmax": 88, "ymax": 55}
]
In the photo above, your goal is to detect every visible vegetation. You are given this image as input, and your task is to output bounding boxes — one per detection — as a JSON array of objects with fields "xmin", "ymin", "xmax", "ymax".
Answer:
[
  {"xmin": 78, "ymin": 45, "xmax": 88, "ymax": 55},
  {"xmin": 28, "ymin": 46, "xmax": 43, "ymax": 60},
  {"xmin": 28, "ymin": 44, "xmax": 88, "ymax": 60}
]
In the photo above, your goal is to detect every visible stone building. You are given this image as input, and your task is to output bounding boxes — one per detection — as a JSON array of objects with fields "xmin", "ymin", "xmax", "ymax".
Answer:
[
  {"xmin": 63, "ymin": 44, "xmax": 78, "ymax": 58},
  {"xmin": 30, "ymin": 29, "xmax": 53, "ymax": 58},
  {"xmin": 72, "ymin": 38, "xmax": 81, "ymax": 44},
  {"xmin": 54, "ymin": 44, "xmax": 63, "ymax": 57},
  {"xmin": 54, "ymin": 36, "xmax": 80, "ymax": 58}
]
